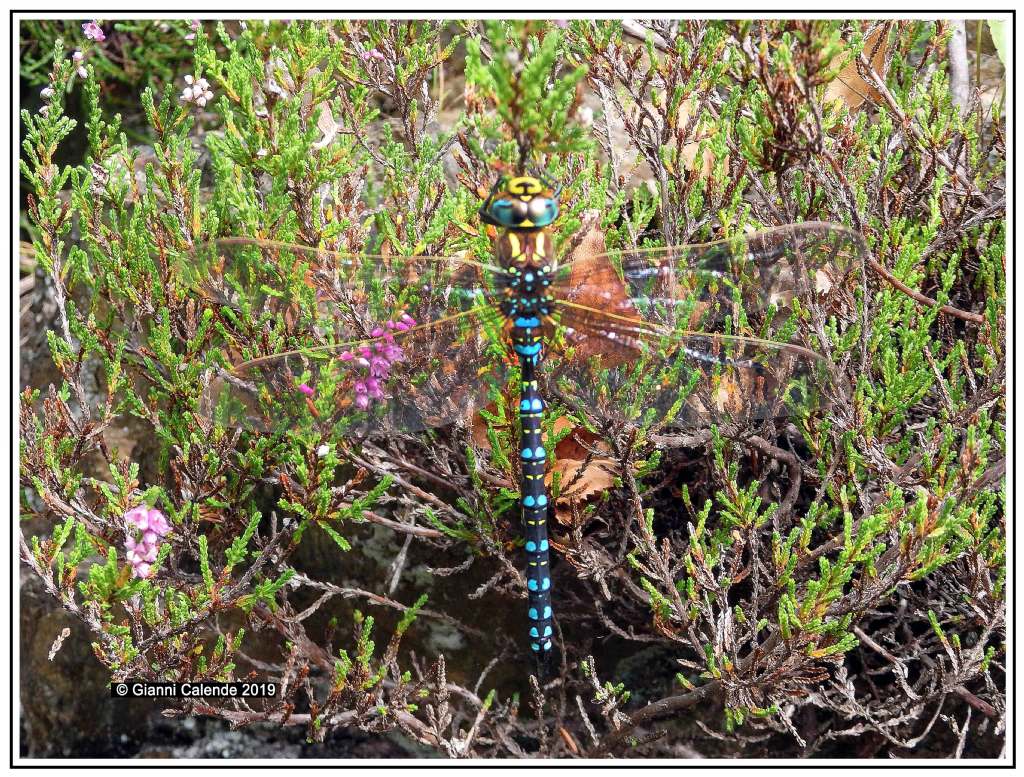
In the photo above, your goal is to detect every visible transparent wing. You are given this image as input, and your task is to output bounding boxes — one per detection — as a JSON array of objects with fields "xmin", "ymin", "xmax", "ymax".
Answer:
[
  {"xmin": 180, "ymin": 238, "xmax": 512, "ymax": 434},
  {"xmin": 543, "ymin": 223, "xmax": 863, "ymax": 431}
]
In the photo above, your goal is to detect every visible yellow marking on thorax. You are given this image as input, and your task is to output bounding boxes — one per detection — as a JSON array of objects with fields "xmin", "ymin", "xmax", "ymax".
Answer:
[
  {"xmin": 534, "ymin": 231, "xmax": 547, "ymax": 260},
  {"xmin": 507, "ymin": 231, "xmax": 521, "ymax": 259}
]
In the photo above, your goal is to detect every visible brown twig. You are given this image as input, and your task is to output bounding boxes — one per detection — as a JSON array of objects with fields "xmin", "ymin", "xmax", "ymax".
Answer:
[
  {"xmin": 746, "ymin": 435, "xmax": 802, "ymax": 519},
  {"xmin": 866, "ymin": 255, "xmax": 985, "ymax": 325}
]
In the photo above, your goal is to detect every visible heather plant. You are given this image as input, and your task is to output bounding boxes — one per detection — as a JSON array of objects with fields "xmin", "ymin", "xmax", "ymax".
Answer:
[
  {"xmin": 21, "ymin": 19, "xmax": 204, "ymax": 105},
  {"xmin": 20, "ymin": 19, "xmax": 1004, "ymax": 758}
]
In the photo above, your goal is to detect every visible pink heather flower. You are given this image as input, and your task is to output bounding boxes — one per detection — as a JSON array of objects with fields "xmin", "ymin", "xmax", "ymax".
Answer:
[
  {"xmin": 334, "ymin": 311, "xmax": 413, "ymax": 411},
  {"xmin": 185, "ymin": 19, "xmax": 201, "ymax": 40},
  {"xmin": 298, "ymin": 382, "xmax": 314, "ymax": 397},
  {"xmin": 125, "ymin": 505, "xmax": 149, "ymax": 530},
  {"xmin": 553, "ymin": 19, "xmax": 569, "ymax": 29},
  {"xmin": 147, "ymin": 508, "xmax": 172, "ymax": 537},
  {"xmin": 124, "ymin": 506, "xmax": 171, "ymax": 579},
  {"xmin": 82, "ymin": 21, "xmax": 105, "ymax": 41},
  {"xmin": 360, "ymin": 48, "xmax": 385, "ymax": 62}
]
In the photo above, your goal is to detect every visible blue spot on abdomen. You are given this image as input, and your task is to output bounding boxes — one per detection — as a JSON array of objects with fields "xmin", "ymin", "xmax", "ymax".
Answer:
[{"xmin": 514, "ymin": 342, "xmax": 542, "ymax": 356}]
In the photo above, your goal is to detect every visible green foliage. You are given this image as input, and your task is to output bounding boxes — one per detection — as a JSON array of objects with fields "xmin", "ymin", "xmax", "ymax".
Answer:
[
  {"xmin": 19, "ymin": 18, "xmax": 1004, "ymax": 757},
  {"xmin": 464, "ymin": 21, "xmax": 590, "ymax": 168}
]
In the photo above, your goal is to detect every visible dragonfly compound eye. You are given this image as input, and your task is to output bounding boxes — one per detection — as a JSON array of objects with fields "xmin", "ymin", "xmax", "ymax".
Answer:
[
  {"xmin": 528, "ymin": 197, "xmax": 552, "ymax": 222},
  {"xmin": 490, "ymin": 198, "xmax": 530, "ymax": 227}
]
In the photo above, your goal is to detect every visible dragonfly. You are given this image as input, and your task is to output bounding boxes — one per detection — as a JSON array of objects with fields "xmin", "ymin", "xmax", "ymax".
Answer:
[{"xmin": 184, "ymin": 174, "xmax": 863, "ymax": 658}]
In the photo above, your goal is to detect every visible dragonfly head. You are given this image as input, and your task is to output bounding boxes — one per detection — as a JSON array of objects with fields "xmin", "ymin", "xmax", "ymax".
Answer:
[{"xmin": 480, "ymin": 174, "xmax": 560, "ymax": 231}]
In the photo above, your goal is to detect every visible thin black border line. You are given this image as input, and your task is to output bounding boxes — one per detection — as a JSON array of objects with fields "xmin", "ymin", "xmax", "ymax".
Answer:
[{"xmin": 10, "ymin": 9, "xmax": 1016, "ymax": 768}]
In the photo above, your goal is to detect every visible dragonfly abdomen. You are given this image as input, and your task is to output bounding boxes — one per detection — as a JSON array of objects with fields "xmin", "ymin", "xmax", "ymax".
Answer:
[{"xmin": 516, "ymin": 327, "xmax": 553, "ymax": 654}]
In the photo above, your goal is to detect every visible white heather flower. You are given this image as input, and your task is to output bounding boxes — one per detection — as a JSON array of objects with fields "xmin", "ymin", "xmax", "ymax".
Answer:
[
  {"xmin": 71, "ymin": 50, "xmax": 87, "ymax": 78},
  {"xmin": 317, "ymin": 444, "xmax": 330, "ymax": 457},
  {"xmin": 577, "ymin": 105, "xmax": 594, "ymax": 127},
  {"xmin": 180, "ymin": 74, "xmax": 213, "ymax": 108},
  {"xmin": 40, "ymin": 87, "xmax": 54, "ymax": 99}
]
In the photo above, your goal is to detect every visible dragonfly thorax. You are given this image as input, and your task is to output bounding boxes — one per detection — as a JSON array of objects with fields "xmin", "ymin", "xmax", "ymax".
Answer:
[{"xmin": 496, "ymin": 229, "xmax": 555, "ymax": 319}]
